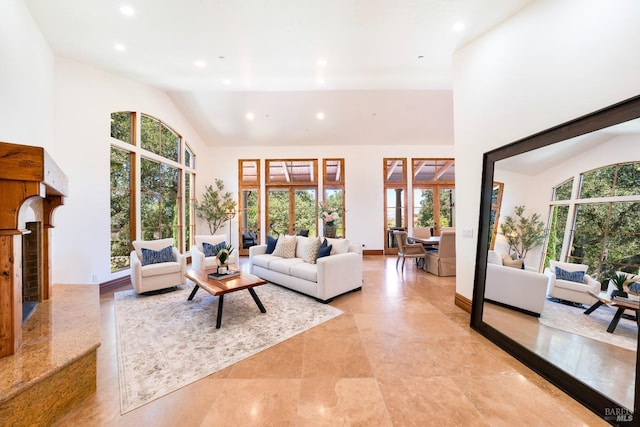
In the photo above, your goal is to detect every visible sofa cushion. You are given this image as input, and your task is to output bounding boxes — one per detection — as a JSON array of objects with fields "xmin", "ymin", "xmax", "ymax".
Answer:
[
  {"xmin": 252, "ymin": 254, "xmax": 282, "ymax": 269},
  {"xmin": 290, "ymin": 262, "xmax": 318, "ymax": 282},
  {"xmin": 141, "ymin": 246, "xmax": 174, "ymax": 266},
  {"xmin": 272, "ymin": 234, "xmax": 297, "ymax": 258},
  {"xmin": 326, "ymin": 238, "xmax": 349, "ymax": 255},
  {"xmin": 266, "ymin": 235, "xmax": 278, "ymax": 254},
  {"xmin": 303, "ymin": 236, "xmax": 322, "ymax": 264},
  {"xmin": 317, "ymin": 244, "xmax": 332, "ymax": 259},
  {"xmin": 296, "ymin": 236, "xmax": 309, "ymax": 259},
  {"xmin": 269, "ymin": 258, "xmax": 304, "ymax": 275},
  {"xmin": 555, "ymin": 267, "xmax": 585, "ymax": 283}
]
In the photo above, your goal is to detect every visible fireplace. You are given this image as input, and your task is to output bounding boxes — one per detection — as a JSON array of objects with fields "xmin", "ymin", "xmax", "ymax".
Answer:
[{"xmin": 0, "ymin": 141, "xmax": 67, "ymax": 357}]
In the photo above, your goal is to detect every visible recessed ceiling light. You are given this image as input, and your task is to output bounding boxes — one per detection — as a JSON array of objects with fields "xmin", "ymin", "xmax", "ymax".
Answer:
[
  {"xmin": 114, "ymin": 43, "xmax": 126, "ymax": 52},
  {"xmin": 219, "ymin": 56, "xmax": 225, "ymax": 60},
  {"xmin": 119, "ymin": 5, "xmax": 135, "ymax": 16},
  {"xmin": 194, "ymin": 59, "xmax": 206, "ymax": 68},
  {"xmin": 453, "ymin": 22, "xmax": 465, "ymax": 32},
  {"xmin": 317, "ymin": 58, "xmax": 327, "ymax": 66},
  {"xmin": 223, "ymin": 79, "xmax": 231, "ymax": 85},
  {"xmin": 246, "ymin": 112, "xmax": 255, "ymax": 121},
  {"xmin": 417, "ymin": 55, "xmax": 424, "ymax": 59},
  {"xmin": 316, "ymin": 112, "xmax": 325, "ymax": 120}
]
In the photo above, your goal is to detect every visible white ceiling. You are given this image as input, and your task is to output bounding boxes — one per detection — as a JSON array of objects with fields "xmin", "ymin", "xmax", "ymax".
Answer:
[{"xmin": 25, "ymin": 0, "xmax": 534, "ymax": 146}]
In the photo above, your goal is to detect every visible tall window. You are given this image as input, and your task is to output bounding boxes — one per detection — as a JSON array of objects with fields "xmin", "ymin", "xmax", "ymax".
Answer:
[
  {"xmin": 110, "ymin": 111, "xmax": 196, "ymax": 273},
  {"xmin": 412, "ymin": 158, "xmax": 455, "ymax": 236},
  {"xmin": 238, "ymin": 160, "xmax": 261, "ymax": 255},
  {"xmin": 384, "ymin": 158, "xmax": 407, "ymax": 254},
  {"xmin": 323, "ymin": 159, "xmax": 345, "ymax": 238},
  {"xmin": 543, "ymin": 162, "xmax": 640, "ymax": 279}
]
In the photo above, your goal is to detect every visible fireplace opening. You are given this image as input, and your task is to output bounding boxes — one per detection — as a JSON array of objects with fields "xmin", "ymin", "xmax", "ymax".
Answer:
[{"xmin": 22, "ymin": 221, "xmax": 42, "ymax": 323}]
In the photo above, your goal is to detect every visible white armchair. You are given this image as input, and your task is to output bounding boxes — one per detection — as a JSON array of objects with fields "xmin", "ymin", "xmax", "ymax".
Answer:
[
  {"xmin": 130, "ymin": 238, "xmax": 186, "ymax": 294},
  {"xmin": 544, "ymin": 260, "xmax": 600, "ymax": 305},
  {"xmin": 190, "ymin": 235, "xmax": 238, "ymax": 271}
]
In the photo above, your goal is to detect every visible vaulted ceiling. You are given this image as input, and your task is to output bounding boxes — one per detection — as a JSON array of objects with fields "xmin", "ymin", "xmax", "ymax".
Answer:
[{"xmin": 25, "ymin": 0, "xmax": 534, "ymax": 146}]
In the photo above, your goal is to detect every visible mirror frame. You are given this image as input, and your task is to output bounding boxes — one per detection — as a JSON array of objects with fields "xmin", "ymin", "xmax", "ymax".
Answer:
[{"xmin": 471, "ymin": 94, "xmax": 640, "ymax": 420}]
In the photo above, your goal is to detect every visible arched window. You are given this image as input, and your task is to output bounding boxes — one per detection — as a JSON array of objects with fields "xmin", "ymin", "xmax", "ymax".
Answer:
[
  {"xmin": 110, "ymin": 112, "xmax": 196, "ymax": 273},
  {"xmin": 544, "ymin": 161, "xmax": 640, "ymax": 280}
]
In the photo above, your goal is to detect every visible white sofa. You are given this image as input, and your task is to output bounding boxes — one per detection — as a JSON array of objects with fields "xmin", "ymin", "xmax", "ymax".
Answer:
[
  {"xmin": 249, "ymin": 236, "xmax": 363, "ymax": 303},
  {"xmin": 190, "ymin": 234, "xmax": 238, "ymax": 270},
  {"xmin": 483, "ymin": 250, "xmax": 549, "ymax": 317},
  {"xmin": 130, "ymin": 238, "xmax": 187, "ymax": 294},
  {"xmin": 544, "ymin": 260, "xmax": 600, "ymax": 306}
]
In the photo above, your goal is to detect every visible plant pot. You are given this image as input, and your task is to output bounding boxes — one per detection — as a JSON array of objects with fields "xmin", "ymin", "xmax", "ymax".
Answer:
[
  {"xmin": 610, "ymin": 289, "xmax": 628, "ymax": 299},
  {"xmin": 323, "ymin": 225, "xmax": 337, "ymax": 238}
]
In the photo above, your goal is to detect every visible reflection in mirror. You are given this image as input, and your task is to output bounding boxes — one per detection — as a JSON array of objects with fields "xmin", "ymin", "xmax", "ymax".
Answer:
[{"xmin": 471, "ymin": 95, "xmax": 640, "ymax": 422}]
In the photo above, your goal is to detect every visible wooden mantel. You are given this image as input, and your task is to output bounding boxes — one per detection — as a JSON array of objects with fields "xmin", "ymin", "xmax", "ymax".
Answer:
[{"xmin": 0, "ymin": 141, "xmax": 68, "ymax": 358}]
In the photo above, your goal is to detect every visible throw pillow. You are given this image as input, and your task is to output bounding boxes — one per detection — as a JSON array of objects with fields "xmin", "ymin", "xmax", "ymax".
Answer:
[
  {"xmin": 266, "ymin": 236, "xmax": 278, "ymax": 254},
  {"xmin": 326, "ymin": 238, "xmax": 350, "ymax": 255},
  {"xmin": 203, "ymin": 241, "xmax": 226, "ymax": 257},
  {"xmin": 272, "ymin": 234, "xmax": 297, "ymax": 258},
  {"xmin": 501, "ymin": 254, "xmax": 522, "ymax": 269},
  {"xmin": 555, "ymin": 267, "xmax": 585, "ymax": 283},
  {"xmin": 303, "ymin": 236, "xmax": 322, "ymax": 264},
  {"xmin": 317, "ymin": 244, "xmax": 332, "ymax": 259},
  {"xmin": 141, "ymin": 246, "xmax": 174, "ymax": 266}
]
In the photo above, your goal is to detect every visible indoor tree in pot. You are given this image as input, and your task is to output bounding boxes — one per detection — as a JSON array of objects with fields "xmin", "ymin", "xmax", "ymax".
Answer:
[
  {"xmin": 500, "ymin": 205, "xmax": 546, "ymax": 262},
  {"xmin": 194, "ymin": 178, "xmax": 237, "ymax": 235}
]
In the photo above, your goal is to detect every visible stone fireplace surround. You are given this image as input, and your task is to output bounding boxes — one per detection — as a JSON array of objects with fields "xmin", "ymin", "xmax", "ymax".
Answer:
[{"xmin": 0, "ymin": 142, "xmax": 100, "ymax": 425}]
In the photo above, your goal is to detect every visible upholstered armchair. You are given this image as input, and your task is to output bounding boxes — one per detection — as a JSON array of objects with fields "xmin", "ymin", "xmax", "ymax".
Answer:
[
  {"xmin": 544, "ymin": 260, "xmax": 600, "ymax": 305},
  {"xmin": 130, "ymin": 238, "xmax": 186, "ymax": 294},
  {"xmin": 190, "ymin": 234, "xmax": 238, "ymax": 270},
  {"xmin": 426, "ymin": 229, "xmax": 456, "ymax": 276},
  {"xmin": 393, "ymin": 230, "xmax": 427, "ymax": 272}
]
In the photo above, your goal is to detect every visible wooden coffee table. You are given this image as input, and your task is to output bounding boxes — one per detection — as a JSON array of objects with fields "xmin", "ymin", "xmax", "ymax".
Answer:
[
  {"xmin": 185, "ymin": 268, "xmax": 267, "ymax": 328},
  {"xmin": 585, "ymin": 291, "xmax": 640, "ymax": 333}
]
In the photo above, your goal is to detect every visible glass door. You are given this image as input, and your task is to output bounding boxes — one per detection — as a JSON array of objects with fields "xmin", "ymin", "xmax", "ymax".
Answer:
[
  {"xmin": 267, "ymin": 188, "xmax": 290, "ymax": 237},
  {"xmin": 238, "ymin": 188, "xmax": 259, "ymax": 255},
  {"xmin": 412, "ymin": 185, "xmax": 455, "ymax": 236},
  {"xmin": 267, "ymin": 187, "xmax": 318, "ymax": 237}
]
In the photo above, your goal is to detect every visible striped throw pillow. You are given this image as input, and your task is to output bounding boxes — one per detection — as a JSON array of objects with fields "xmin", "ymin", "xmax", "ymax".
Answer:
[{"xmin": 141, "ymin": 246, "xmax": 174, "ymax": 266}]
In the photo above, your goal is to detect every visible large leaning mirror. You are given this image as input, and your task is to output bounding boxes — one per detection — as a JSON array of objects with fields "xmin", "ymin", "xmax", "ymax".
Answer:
[{"xmin": 471, "ymin": 94, "xmax": 640, "ymax": 424}]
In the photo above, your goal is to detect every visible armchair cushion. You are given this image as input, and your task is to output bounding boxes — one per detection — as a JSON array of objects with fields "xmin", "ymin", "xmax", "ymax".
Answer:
[
  {"xmin": 555, "ymin": 267, "xmax": 585, "ymax": 283},
  {"xmin": 203, "ymin": 241, "xmax": 226, "ymax": 257},
  {"xmin": 141, "ymin": 245, "xmax": 174, "ymax": 266}
]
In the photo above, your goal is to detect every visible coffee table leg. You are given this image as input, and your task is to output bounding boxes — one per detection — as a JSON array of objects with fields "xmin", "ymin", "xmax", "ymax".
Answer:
[
  {"xmin": 607, "ymin": 307, "xmax": 625, "ymax": 333},
  {"xmin": 216, "ymin": 295, "xmax": 224, "ymax": 329},
  {"xmin": 187, "ymin": 285, "xmax": 200, "ymax": 301},
  {"xmin": 584, "ymin": 300, "xmax": 604, "ymax": 315},
  {"xmin": 248, "ymin": 288, "xmax": 266, "ymax": 313}
]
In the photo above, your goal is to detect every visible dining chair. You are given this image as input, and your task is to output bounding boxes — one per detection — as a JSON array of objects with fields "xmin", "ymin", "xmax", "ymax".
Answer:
[{"xmin": 394, "ymin": 230, "xmax": 428, "ymax": 272}]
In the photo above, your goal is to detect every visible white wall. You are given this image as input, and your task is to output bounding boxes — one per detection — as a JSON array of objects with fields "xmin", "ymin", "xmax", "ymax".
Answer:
[
  {"xmin": 453, "ymin": 0, "xmax": 640, "ymax": 299},
  {"xmin": 0, "ymin": 0, "xmax": 54, "ymax": 151}
]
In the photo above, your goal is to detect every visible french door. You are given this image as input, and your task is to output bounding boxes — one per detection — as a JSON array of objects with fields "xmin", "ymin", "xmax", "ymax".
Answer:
[{"xmin": 413, "ymin": 185, "xmax": 455, "ymax": 236}]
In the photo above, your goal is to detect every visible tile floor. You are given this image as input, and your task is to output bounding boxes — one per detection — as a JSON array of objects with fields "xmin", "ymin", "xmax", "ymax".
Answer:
[{"xmin": 54, "ymin": 256, "xmax": 608, "ymax": 426}]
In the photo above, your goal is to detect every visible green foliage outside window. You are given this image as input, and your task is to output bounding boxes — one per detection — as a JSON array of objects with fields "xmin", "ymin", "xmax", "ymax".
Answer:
[
  {"xmin": 110, "ymin": 147, "xmax": 131, "ymax": 271},
  {"xmin": 553, "ymin": 179, "xmax": 573, "ymax": 201},
  {"xmin": 110, "ymin": 112, "xmax": 132, "ymax": 144}
]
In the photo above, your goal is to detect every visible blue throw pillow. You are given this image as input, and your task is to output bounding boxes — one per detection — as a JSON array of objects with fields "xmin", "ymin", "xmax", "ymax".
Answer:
[
  {"xmin": 628, "ymin": 282, "xmax": 640, "ymax": 294},
  {"xmin": 555, "ymin": 267, "xmax": 585, "ymax": 283},
  {"xmin": 320, "ymin": 238, "xmax": 328, "ymax": 248},
  {"xmin": 141, "ymin": 246, "xmax": 174, "ymax": 266},
  {"xmin": 203, "ymin": 241, "xmax": 226, "ymax": 257},
  {"xmin": 266, "ymin": 236, "xmax": 278, "ymax": 254},
  {"xmin": 317, "ymin": 244, "xmax": 332, "ymax": 259}
]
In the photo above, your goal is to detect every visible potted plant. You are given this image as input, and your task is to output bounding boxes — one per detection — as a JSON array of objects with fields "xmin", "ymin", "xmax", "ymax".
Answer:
[
  {"xmin": 194, "ymin": 179, "xmax": 237, "ymax": 235},
  {"xmin": 215, "ymin": 244, "xmax": 234, "ymax": 274},
  {"xmin": 609, "ymin": 273, "xmax": 630, "ymax": 298},
  {"xmin": 499, "ymin": 205, "xmax": 546, "ymax": 261}
]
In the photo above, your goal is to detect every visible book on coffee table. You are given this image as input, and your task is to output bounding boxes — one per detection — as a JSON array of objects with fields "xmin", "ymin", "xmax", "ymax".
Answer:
[{"xmin": 207, "ymin": 270, "xmax": 241, "ymax": 279}]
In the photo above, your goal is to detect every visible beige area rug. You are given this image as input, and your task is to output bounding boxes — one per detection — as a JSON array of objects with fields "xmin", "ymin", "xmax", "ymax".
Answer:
[
  {"xmin": 114, "ymin": 283, "xmax": 343, "ymax": 414},
  {"xmin": 539, "ymin": 299, "xmax": 638, "ymax": 351}
]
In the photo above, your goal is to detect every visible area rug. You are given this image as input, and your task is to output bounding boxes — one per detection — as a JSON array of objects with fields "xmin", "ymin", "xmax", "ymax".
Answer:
[
  {"xmin": 539, "ymin": 299, "xmax": 638, "ymax": 351},
  {"xmin": 114, "ymin": 283, "xmax": 343, "ymax": 413}
]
